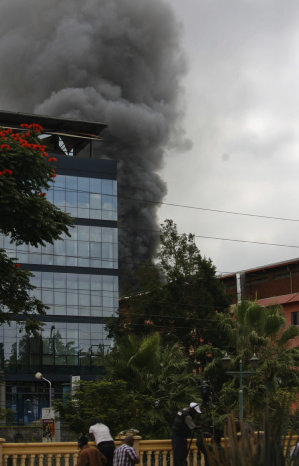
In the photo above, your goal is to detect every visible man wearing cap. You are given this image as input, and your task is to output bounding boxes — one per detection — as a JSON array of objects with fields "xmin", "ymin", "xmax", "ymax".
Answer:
[{"xmin": 172, "ymin": 402, "xmax": 202, "ymax": 466}]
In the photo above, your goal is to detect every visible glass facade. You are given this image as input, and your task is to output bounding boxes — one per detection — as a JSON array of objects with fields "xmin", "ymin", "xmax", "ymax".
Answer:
[
  {"xmin": 0, "ymin": 158, "xmax": 118, "ymax": 377},
  {"xmin": 1, "ymin": 321, "xmax": 112, "ymax": 370},
  {"xmin": 3, "ymin": 225, "xmax": 118, "ymax": 269},
  {"xmin": 48, "ymin": 174, "xmax": 117, "ymax": 221}
]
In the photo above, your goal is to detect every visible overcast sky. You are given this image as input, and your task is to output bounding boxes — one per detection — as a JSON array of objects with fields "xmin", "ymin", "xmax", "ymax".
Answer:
[{"xmin": 158, "ymin": 0, "xmax": 299, "ymax": 275}]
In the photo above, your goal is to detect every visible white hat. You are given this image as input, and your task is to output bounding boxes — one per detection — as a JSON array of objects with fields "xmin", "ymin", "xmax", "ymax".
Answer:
[{"xmin": 190, "ymin": 402, "xmax": 201, "ymax": 413}]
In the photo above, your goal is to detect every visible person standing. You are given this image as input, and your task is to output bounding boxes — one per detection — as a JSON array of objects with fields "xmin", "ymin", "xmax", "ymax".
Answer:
[
  {"xmin": 113, "ymin": 435, "xmax": 139, "ymax": 466},
  {"xmin": 172, "ymin": 402, "xmax": 202, "ymax": 466},
  {"xmin": 89, "ymin": 418, "xmax": 115, "ymax": 466},
  {"xmin": 290, "ymin": 438, "xmax": 299, "ymax": 463},
  {"xmin": 76, "ymin": 436, "xmax": 107, "ymax": 466}
]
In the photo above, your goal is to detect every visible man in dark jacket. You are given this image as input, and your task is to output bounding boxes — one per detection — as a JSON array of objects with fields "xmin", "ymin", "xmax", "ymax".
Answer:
[
  {"xmin": 172, "ymin": 402, "xmax": 202, "ymax": 466},
  {"xmin": 76, "ymin": 436, "xmax": 107, "ymax": 466}
]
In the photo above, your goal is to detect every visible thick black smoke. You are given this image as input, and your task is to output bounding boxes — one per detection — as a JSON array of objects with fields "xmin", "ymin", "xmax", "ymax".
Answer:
[{"xmin": 0, "ymin": 0, "xmax": 189, "ymax": 290}]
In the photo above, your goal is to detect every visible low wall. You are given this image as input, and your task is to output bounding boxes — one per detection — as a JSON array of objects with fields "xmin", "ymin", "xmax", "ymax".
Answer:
[
  {"xmin": 0, "ymin": 427, "xmax": 41, "ymax": 443},
  {"xmin": 0, "ymin": 424, "xmax": 77, "ymax": 443}
]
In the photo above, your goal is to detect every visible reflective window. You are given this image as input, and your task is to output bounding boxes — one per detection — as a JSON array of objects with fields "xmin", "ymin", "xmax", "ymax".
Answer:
[
  {"xmin": 102, "ymin": 180, "xmax": 113, "ymax": 194},
  {"xmin": 90, "ymin": 178, "xmax": 101, "ymax": 193},
  {"xmin": 48, "ymin": 174, "xmax": 117, "ymax": 220},
  {"xmin": 0, "ymin": 171, "xmax": 119, "ymax": 369},
  {"xmin": 28, "ymin": 271, "xmax": 118, "ymax": 319}
]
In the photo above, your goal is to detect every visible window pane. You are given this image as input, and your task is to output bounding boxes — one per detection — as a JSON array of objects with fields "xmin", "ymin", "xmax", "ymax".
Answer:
[
  {"xmin": 79, "ymin": 274, "xmax": 90, "ymax": 290},
  {"xmin": 55, "ymin": 290, "xmax": 66, "ymax": 305},
  {"xmin": 113, "ymin": 181, "xmax": 117, "ymax": 196},
  {"xmin": 79, "ymin": 294, "xmax": 90, "ymax": 306},
  {"xmin": 102, "ymin": 243, "xmax": 113, "ymax": 259},
  {"xmin": 66, "ymin": 176, "xmax": 77, "ymax": 190},
  {"xmin": 66, "ymin": 240, "xmax": 77, "ymax": 257},
  {"xmin": 102, "ymin": 195, "xmax": 113, "ymax": 211},
  {"xmin": 90, "ymin": 178, "xmax": 101, "ymax": 193},
  {"xmin": 78, "ymin": 177, "xmax": 90, "ymax": 192},
  {"xmin": 78, "ymin": 241, "xmax": 89, "ymax": 257},
  {"xmin": 42, "ymin": 272, "xmax": 53, "ymax": 288},
  {"xmin": 54, "ymin": 190, "xmax": 65, "ymax": 208},
  {"xmin": 103, "ymin": 276, "xmax": 114, "ymax": 291},
  {"xmin": 91, "ymin": 242, "xmax": 101, "ymax": 258},
  {"xmin": 102, "ymin": 180, "xmax": 113, "ymax": 194},
  {"xmin": 112, "ymin": 196, "xmax": 117, "ymax": 212},
  {"xmin": 67, "ymin": 274, "xmax": 78, "ymax": 290},
  {"xmin": 90, "ymin": 193, "xmax": 101, "ymax": 209},
  {"xmin": 31, "ymin": 272, "xmax": 41, "ymax": 287},
  {"xmin": 55, "ymin": 175, "xmax": 66, "ymax": 189},
  {"xmin": 90, "ymin": 209, "xmax": 101, "ymax": 220},
  {"xmin": 54, "ymin": 273, "xmax": 66, "ymax": 289},
  {"xmin": 67, "ymin": 292, "xmax": 78, "ymax": 306},
  {"xmin": 66, "ymin": 190, "xmax": 77, "ymax": 207},
  {"xmin": 55, "ymin": 240, "xmax": 66, "ymax": 256},
  {"xmin": 77, "ymin": 225, "xmax": 89, "ymax": 241},
  {"xmin": 91, "ymin": 275, "xmax": 101, "ymax": 290},
  {"xmin": 102, "ymin": 228, "xmax": 113, "ymax": 243},
  {"xmin": 69, "ymin": 226, "xmax": 77, "ymax": 241},
  {"xmin": 42, "ymin": 290, "xmax": 53, "ymax": 304},
  {"xmin": 90, "ymin": 226, "xmax": 101, "ymax": 242},
  {"xmin": 78, "ymin": 192, "xmax": 89, "ymax": 208},
  {"xmin": 47, "ymin": 189, "xmax": 54, "ymax": 203}
]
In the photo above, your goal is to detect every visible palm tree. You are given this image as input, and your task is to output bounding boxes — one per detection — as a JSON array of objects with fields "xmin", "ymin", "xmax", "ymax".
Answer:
[
  {"xmin": 105, "ymin": 332, "xmax": 201, "ymax": 438},
  {"xmin": 196, "ymin": 300, "xmax": 299, "ymax": 429}
]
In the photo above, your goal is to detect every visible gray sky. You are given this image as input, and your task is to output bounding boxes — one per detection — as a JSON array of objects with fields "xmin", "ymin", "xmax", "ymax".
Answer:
[{"xmin": 158, "ymin": 0, "xmax": 299, "ymax": 275}]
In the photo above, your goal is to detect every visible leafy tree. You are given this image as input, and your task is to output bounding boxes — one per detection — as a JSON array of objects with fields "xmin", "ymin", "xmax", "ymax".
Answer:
[
  {"xmin": 196, "ymin": 300, "xmax": 299, "ymax": 429},
  {"xmin": 0, "ymin": 123, "xmax": 73, "ymax": 332},
  {"xmin": 54, "ymin": 379, "xmax": 151, "ymax": 437},
  {"xmin": 108, "ymin": 219, "xmax": 230, "ymax": 355},
  {"xmin": 56, "ymin": 333, "xmax": 202, "ymax": 439}
]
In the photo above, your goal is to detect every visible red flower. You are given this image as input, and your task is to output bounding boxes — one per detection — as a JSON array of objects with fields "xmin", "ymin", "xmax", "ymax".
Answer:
[
  {"xmin": 15, "ymin": 263, "xmax": 20, "ymax": 268},
  {"xmin": 0, "ymin": 169, "xmax": 13, "ymax": 176},
  {"xmin": 19, "ymin": 122, "xmax": 43, "ymax": 133}
]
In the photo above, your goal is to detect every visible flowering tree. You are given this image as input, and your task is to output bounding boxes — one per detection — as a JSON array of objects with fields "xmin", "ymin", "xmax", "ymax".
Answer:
[{"xmin": 0, "ymin": 123, "xmax": 73, "ymax": 332}]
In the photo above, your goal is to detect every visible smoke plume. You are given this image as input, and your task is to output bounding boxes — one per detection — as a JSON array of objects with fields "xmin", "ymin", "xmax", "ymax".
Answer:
[{"xmin": 0, "ymin": 0, "xmax": 189, "ymax": 290}]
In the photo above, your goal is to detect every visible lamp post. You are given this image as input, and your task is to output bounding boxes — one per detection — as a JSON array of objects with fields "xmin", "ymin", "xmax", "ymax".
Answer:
[
  {"xmin": 50, "ymin": 326, "xmax": 55, "ymax": 366},
  {"xmin": 35, "ymin": 372, "xmax": 52, "ymax": 408},
  {"xmin": 222, "ymin": 353, "xmax": 258, "ymax": 422}
]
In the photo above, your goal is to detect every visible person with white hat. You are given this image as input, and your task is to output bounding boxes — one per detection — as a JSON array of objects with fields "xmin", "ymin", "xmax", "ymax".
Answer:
[{"xmin": 172, "ymin": 402, "xmax": 202, "ymax": 466}]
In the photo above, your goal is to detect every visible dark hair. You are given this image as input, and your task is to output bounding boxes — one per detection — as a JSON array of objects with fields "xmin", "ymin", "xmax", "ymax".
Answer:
[
  {"xmin": 78, "ymin": 436, "xmax": 88, "ymax": 448},
  {"xmin": 90, "ymin": 418, "xmax": 102, "ymax": 425}
]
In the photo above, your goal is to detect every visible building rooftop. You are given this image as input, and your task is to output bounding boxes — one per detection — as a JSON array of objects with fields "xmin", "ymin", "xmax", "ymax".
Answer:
[
  {"xmin": 219, "ymin": 256, "xmax": 299, "ymax": 279},
  {"xmin": 0, "ymin": 110, "xmax": 107, "ymax": 138},
  {"xmin": 257, "ymin": 292, "xmax": 299, "ymax": 306},
  {"xmin": 0, "ymin": 110, "xmax": 108, "ymax": 157}
]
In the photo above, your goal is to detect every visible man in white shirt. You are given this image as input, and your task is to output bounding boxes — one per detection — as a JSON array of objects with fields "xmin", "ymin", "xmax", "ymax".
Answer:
[{"xmin": 89, "ymin": 418, "xmax": 115, "ymax": 466}]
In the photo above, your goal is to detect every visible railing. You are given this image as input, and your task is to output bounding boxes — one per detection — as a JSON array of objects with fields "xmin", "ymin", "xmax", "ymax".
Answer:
[
  {"xmin": 0, "ymin": 436, "xmax": 297, "ymax": 466},
  {"xmin": 0, "ymin": 438, "xmax": 199, "ymax": 466}
]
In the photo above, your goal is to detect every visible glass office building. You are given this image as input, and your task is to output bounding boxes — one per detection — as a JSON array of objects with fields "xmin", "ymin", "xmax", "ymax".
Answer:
[{"xmin": 0, "ymin": 112, "xmax": 118, "ymax": 424}]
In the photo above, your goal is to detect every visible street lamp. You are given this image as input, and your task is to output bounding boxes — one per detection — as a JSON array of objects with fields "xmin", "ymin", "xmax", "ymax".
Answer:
[
  {"xmin": 221, "ymin": 352, "xmax": 258, "ymax": 422},
  {"xmin": 35, "ymin": 372, "xmax": 52, "ymax": 408}
]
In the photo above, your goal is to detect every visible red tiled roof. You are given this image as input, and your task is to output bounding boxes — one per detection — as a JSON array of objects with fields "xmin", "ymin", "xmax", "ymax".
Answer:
[{"xmin": 257, "ymin": 292, "xmax": 299, "ymax": 306}]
